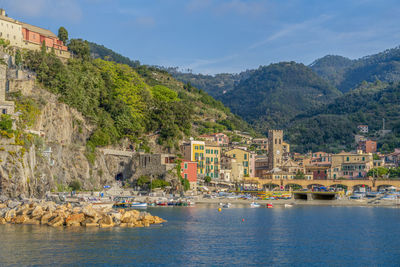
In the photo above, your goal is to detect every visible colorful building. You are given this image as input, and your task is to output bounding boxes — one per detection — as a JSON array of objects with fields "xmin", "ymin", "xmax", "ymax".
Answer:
[
  {"xmin": 199, "ymin": 133, "xmax": 229, "ymax": 146},
  {"xmin": 358, "ymin": 140, "xmax": 377, "ymax": 153},
  {"xmin": 0, "ymin": 9, "xmax": 69, "ymax": 58},
  {"xmin": 330, "ymin": 151, "xmax": 373, "ymax": 179},
  {"xmin": 181, "ymin": 140, "xmax": 205, "ymax": 175},
  {"xmin": 225, "ymin": 148, "xmax": 250, "ymax": 177},
  {"xmin": 180, "ymin": 160, "xmax": 197, "ymax": 190},
  {"xmin": 204, "ymin": 145, "xmax": 221, "ymax": 178}
]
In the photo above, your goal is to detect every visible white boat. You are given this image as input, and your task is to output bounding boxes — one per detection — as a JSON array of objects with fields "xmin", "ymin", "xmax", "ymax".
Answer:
[
  {"xmin": 130, "ymin": 202, "xmax": 148, "ymax": 208},
  {"xmin": 284, "ymin": 204, "xmax": 293, "ymax": 208},
  {"xmin": 250, "ymin": 202, "xmax": 260, "ymax": 208},
  {"xmin": 223, "ymin": 203, "xmax": 231, "ymax": 208}
]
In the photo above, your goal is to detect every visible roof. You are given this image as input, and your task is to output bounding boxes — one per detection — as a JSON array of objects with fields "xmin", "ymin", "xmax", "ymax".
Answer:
[
  {"xmin": 0, "ymin": 14, "xmax": 57, "ymax": 38},
  {"xmin": 20, "ymin": 22, "xmax": 57, "ymax": 38}
]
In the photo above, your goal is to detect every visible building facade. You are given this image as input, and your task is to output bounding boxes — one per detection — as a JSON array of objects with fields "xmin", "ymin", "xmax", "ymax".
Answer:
[
  {"xmin": 204, "ymin": 145, "xmax": 221, "ymax": 178},
  {"xmin": 358, "ymin": 140, "xmax": 377, "ymax": 153},
  {"xmin": 0, "ymin": 9, "xmax": 69, "ymax": 58},
  {"xmin": 182, "ymin": 140, "xmax": 205, "ymax": 175},
  {"xmin": 225, "ymin": 148, "xmax": 250, "ymax": 176},
  {"xmin": 330, "ymin": 151, "xmax": 373, "ymax": 179},
  {"xmin": 181, "ymin": 160, "xmax": 197, "ymax": 190}
]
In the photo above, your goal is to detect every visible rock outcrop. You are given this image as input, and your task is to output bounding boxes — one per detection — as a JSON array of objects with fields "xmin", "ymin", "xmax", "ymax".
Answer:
[{"xmin": 0, "ymin": 198, "xmax": 166, "ymax": 228}]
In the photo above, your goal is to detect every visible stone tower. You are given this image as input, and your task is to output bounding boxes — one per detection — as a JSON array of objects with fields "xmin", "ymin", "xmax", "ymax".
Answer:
[{"xmin": 268, "ymin": 130, "xmax": 283, "ymax": 170}]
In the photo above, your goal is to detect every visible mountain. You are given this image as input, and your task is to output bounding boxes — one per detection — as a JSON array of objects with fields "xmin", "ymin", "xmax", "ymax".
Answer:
[
  {"xmin": 287, "ymin": 81, "xmax": 400, "ymax": 153},
  {"xmin": 166, "ymin": 68, "xmax": 255, "ymax": 99},
  {"xmin": 89, "ymin": 42, "xmax": 141, "ymax": 68},
  {"xmin": 222, "ymin": 62, "xmax": 342, "ymax": 132},
  {"xmin": 310, "ymin": 46, "xmax": 400, "ymax": 93},
  {"xmin": 309, "ymin": 55, "xmax": 354, "ymax": 88}
]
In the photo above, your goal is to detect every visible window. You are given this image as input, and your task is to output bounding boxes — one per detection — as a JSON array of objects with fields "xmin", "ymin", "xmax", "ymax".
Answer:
[
  {"xmin": 2, "ymin": 109, "xmax": 6, "ymax": 114},
  {"xmin": 279, "ymin": 139, "xmax": 281, "ymax": 144},
  {"xmin": 211, "ymin": 150, "xmax": 213, "ymax": 154},
  {"xmin": 184, "ymin": 174, "xmax": 188, "ymax": 179},
  {"xmin": 362, "ymin": 157, "xmax": 365, "ymax": 161},
  {"xmin": 211, "ymin": 158, "xmax": 213, "ymax": 162},
  {"xmin": 211, "ymin": 173, "xmax": 213, "ymax": 178},
  {"xmin": 346, "ymin": 157, "xmax": 349, "ymax": 161},
  {"xmin": 244, "ymin": 154, "xmax": 247, "ymax": 160},
  {"xmin": 184, "ymin": 163, "xmax": 188, "ymax": 169},
  {"xmin": 195, "ymin": 146, "xmax": 198, "ymax": 150},
  {"xmin": 233, "ymin": 154, "xmax": 236, "ymax": 158},
  {"xmin": 215, "ymin": 150, "xmax": 218, "ymax": 154},
  {"xmin": 244, "ymin": 169, "xmax": 247, "ymax": 175},
  {"xmin": 206, "ymin": 149, "xmax": 209, "ymax": 153},
  {"xmin": 275, "ymin": 139, "xmax": 277, "ymax": 144}
]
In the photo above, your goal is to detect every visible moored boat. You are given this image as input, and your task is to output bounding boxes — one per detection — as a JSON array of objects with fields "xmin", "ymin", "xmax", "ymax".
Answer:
[
  {"xmin": 130, "ymin": 202, "xmax": 148, "ymax": 208},
  {"xmin": 267, "ymin": 203, "xmax": 273, "ymax": 208},
  {"xmin": 250, "ymin": 202, "xmax": 260, "ymax": 208},
  {"xmin": 223, "ymin": 203, "xmax": 231, "ymax": 208},
  {"xmin": 284, "ymin": 204, "xmax": 293, "ymax": 208}
]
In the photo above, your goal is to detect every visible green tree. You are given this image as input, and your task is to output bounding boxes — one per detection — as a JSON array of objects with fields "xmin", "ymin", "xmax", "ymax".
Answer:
[
  {"xmin": 69, "ymin": 180, "xmax": 82, "ymax": 191},
  {"xmin": 204, "ymin": 176, "xmax": 211, "ymax": 184},
  {"xmin": 15, "ymin": 49, "xmax": 22, "ymax": 67},
  {"xmin": 367, "ymin": 167, "xmax": 389, "ymax": 179},
  {"xmin": 58, "ymin": 26, "xmax": 68, "ymax": 44},
  {"xmin": 294, "ymin": 170, "xmax": 305, "ymax": 179},
  {"xmin": 68, "ymin": 39, "xmax": 90, "ymax": 60}
]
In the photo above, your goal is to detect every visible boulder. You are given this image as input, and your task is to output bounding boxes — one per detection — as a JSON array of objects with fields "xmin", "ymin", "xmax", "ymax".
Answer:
[
  {"xmin": 13, "ymin": 215, "xmax": 29, "ymax": 224},
  {"xmin": 4, "ymin": 209, "xmax": 16, "ymax": 222},
  {"xmin": 99, "ymin": 215, "xmax": 113, "ymax": 225},
  {"xmin": 0, "ymin": 195, "xmax": 8, "ymax": 203},
  {"xmin": 82, "ymin": 205, "xmax": 98, "ymax": 218},
  {"xmin": 65, "ymin": 213, "xmax": 85, "ymax": 226},
  {"xmin": 8, "ymin": 201, "xmax": 21, "ymax": 209},
  {"xmin": 40, "ymin": 212, "xmax": 54, "ymax": 225},
  {"xmin": 82, "ymin": 222, "xmax": 99, "ymax": 227},
  {"xmin": 72, "ymin": 207, "xmax": 82, "ymax": 214},
  {"xmin": 31, "ymin": 206, "xmax": 44, "ymax": 217},
  {"xmin": 0, "ymin": 203, "xmax": 7, "ymax": 209},
  {"xmin": 0, "ymin": 217, "xmax": 6, "ymax": 224},
  {"xmin": 0, "ymin": 207, "xmax": 9, "ymax": 217},
  {"xmin": 24, "ymin": 218, "xmax": 41, "ymax": 225},
  {"xmin": 47, "ymin": 216, "xmax": 65, "ymax": 227}
]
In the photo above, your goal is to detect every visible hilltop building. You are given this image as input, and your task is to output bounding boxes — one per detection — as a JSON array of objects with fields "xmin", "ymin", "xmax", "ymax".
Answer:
[
  {"xmin": 358, "ymin": 140, "xmax": 377, "ymax": 153},
  {"xmin": 0, "ymin": 9, "xmax": 69, "ymax": 58}
]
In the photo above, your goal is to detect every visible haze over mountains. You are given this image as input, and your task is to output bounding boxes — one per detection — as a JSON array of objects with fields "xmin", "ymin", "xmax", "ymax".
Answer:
[{"xmin": 167, "ymin": 46, "xmax": 400, "ymax": 152}]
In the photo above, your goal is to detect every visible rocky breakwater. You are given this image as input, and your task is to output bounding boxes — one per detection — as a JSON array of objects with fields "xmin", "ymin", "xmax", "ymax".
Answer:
[{"xmin": 0, "ymin": 199, "xmax": 166, "ymax": 228}]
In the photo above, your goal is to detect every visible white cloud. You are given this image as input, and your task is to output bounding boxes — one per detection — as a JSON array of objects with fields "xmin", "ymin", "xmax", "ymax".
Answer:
[
  {"xmin": 249, "ymin": 14, "xmax": 333, "ymax": 49},
  {"xmin": 5, "ymin": 0, "xmax": 83, "ymax": 23}
]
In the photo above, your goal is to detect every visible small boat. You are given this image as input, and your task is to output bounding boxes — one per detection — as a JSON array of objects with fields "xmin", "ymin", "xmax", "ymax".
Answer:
[
  {"xmin": 130, "ymin": 202, "xmax": 147, "ymax": 208},
  {"xmin": 284, "ymin": 204, "xmax": 293, "ymax": 208},
  {"xmin": 157, "ymin": 202, "xmax": 168, "ymax": 206},
  {"xmin": 223, "ymin": 203, "xmax": 231, "ymax": 208},
  {"xmin": 250, "ymin": 202, "xmax": 260, "ymax": 208},
  {"xmin": 267, "ymin": 203, "xmax": 273, "ymax": 208}
]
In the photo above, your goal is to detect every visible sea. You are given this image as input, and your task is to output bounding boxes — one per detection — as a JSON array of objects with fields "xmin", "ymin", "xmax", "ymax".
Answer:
[{"xmin": 0, "ymin": 205, "xmax": 399, "ymax": 266}]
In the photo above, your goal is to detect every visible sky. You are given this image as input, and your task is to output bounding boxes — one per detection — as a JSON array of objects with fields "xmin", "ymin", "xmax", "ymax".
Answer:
[{"xmin": 2, "ymin": 0, "xmax": 400, "ymax": 74}]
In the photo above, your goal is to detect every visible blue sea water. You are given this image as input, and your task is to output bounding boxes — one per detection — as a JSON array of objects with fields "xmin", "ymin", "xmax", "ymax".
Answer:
[{"xmin": 0, "ymin": 205, "xmax": 400, "ymax": 266}]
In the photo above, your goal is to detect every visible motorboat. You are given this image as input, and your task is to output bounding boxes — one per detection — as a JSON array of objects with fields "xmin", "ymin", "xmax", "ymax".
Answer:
[
  {"xmin": 250, "ymin": 202, "xmax": 260, "ymax": 208},
  {"xmin": 266, "ymin": 203, "xmax": 273, "ymax": 208},
  {"xmin": 130, "ymin": 202, "xmax": 148, "ymax": 208},
  {"xmin": 284, "ymin": 204, "xmax": 293, "ymax": 208},
  {"xmin": 223, "ymin": 203, "xmax": 231, "ymax": 208}
]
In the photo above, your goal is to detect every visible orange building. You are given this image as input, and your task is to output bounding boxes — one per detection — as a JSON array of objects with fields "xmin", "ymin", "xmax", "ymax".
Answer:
[{"xmin": 181, "ymin": 160, "xmax": 197, "ymax": 190}]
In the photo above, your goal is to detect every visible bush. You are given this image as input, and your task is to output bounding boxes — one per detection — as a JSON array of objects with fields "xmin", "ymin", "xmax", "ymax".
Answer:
[
  {"xmin": 0, "ymin": 114, "xmax": 13, "ymax": 133},
  {"xmin": 69, "ymin": 180, "xmax": 82, "ymax": 191}
]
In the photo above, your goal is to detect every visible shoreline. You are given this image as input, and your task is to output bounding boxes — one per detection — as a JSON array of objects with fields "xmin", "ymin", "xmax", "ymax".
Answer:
[{"xmin": 194, "ymin": 198, "xmax": 400, "ymax": 207}]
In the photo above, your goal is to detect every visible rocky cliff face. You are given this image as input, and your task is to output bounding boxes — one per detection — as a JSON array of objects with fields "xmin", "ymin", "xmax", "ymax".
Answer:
[{"xmin": 0, "ymin": 85, "xmax": 132, "ymax": 198}]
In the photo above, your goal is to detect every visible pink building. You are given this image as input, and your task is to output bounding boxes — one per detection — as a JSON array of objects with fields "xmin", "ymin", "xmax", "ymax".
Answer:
[
  {"xmin": 22, "ymin": 23, "xmax": 68, "ymax": 51},
  {"xmin": 181, "ymin": 160, "xmax": 197, "ymax": 190}
]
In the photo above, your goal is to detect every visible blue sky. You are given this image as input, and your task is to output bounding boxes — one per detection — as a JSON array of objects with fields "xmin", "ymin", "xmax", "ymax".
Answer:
[{"xmin": 2, "ymin": 0, "xmax": 400, "ymax": 74}]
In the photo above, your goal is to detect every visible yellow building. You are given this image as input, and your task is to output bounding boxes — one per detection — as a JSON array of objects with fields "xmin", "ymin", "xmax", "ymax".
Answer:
[
  {"xmin": 205, "ymin": 145, "xmax": 221, "ymax": 179},
  {"xmin": 182, "ymin": 140, "xmax": 205, "ymax": 174},
  {"xmin": 225, "ymin": 148, "xmax": 250, "ymax": 176}
]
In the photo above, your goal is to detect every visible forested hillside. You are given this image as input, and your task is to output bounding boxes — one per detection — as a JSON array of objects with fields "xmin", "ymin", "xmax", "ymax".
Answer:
[
  {"xmin": 287, "ymin": 81, "xmax": 400, "ymax": 153},
  {"xmin": 223, "ymin": 62, "xmax": 341, "ymax": 132},
  {"xmin": 310, "ymin": 46, "xmax": 400, "ymax": 93},
  {"xmin": 166, "ymin": 69, "xmax": 255, "ymax": 99},
  {"xmin": 23, "ymin": 40, "xmax": 255, "ymax": 153}
]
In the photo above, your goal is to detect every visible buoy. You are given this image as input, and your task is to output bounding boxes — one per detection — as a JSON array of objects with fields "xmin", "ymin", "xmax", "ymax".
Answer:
[
  {"xmin": 242, "ymin": 218, "xmax": 245, "ymax": 222},
  {"xmin": 218, "ymin": 208, "xmax": 222, "ymax": 212}
]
